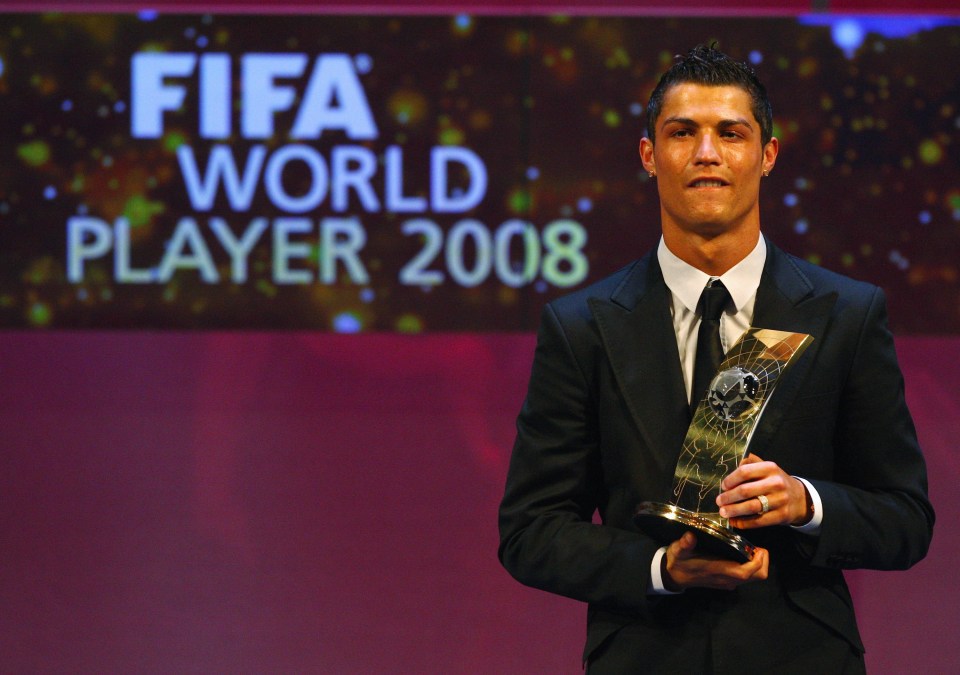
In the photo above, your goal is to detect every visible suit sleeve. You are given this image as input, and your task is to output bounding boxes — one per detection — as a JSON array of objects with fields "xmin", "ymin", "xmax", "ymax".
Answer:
[
  {"xmin": 806, "ymin": 287, "xmax": 934, "ymax": 570},
  {"xmin": 497, "ymin": 302, "xmax": 660, "ymax": 613}
]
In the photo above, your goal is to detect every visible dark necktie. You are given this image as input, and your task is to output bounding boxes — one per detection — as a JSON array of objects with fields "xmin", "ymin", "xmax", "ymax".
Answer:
[{"xmin": 691, "ymin": 279, "xmax": 731, "ymax": 410}]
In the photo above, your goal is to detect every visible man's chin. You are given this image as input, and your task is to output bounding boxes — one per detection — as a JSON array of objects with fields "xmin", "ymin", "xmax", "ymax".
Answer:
[{"xmin": 682, "ymin": 219, "xmax": 738, "ymax": 238}]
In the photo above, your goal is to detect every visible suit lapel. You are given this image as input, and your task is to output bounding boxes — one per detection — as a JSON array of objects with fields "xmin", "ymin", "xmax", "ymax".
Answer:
[
  {"xmin": 586, "ymin": 243, "xmax": 837, "ymax": 474},
  {"xmin": 589, "ymin": 254, "xmax": 690, "ymax": 479},
  {"xmin": 747, "ymin": 242, "xmax": 837, "ymax": 458}
]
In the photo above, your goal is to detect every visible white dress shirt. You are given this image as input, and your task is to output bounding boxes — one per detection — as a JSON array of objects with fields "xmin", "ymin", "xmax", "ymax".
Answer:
[
  {"xmin": 657, "ymin": 235, "xmax": 766, "ymax": 404},
  {"xmin": 649, "ymin": 234, "xmax": 823, "ymax": 593}
]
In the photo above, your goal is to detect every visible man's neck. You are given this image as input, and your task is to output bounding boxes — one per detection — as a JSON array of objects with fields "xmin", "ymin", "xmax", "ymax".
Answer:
[{"xmin": 661, "ymin": 226, "xmax": 761, "ymax": 277}]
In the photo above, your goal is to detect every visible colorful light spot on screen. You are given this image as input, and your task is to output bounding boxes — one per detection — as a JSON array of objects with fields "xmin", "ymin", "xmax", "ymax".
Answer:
[
  {"xmin": 505, "ymin": 30, "xmax": 528, "ymax": 56},
  {"xmin": 333, "ymin": 312, "xmax": 363, "ymax": 334},
  {"xmin": 123, "ymin": 195, "xmax": 165, "ymax": 228},
  {"xmin": 388, "ymin": 90, "xmax": 428, "ymax": 126},
  {"xmin": 947, "ymin": 191, "xmax": 960, "ymax": 220},
  {"xmin": 889, "ymin": 249, "xmax": 910, "ymax": 271},
  {"xmin": 605, "ymin": 47, "xmax": 629, "ymax": 69},
  {"xmin": 439, "ymin": 125, "xmax": 465, "ymax": 146},
  {"xmin": 395, "ymin": 314, "xmax": 423, "ymax": 333},
  {"xmin": 452, "ymin": 15, "xmax": 473, "ymax": 36},
  {"xmin": 918, "ymin": 139, "xmax": 943, "ymax": 165},
  {"xmin": 468, "ymin": 109, "xmax": 491, "ymax": 131},
  {"xmin": 803, "ymin": 16, "xmax": 960, "ymax": 59},
  {"xmin": 17, "ymin": 140, "xmax": 51, "ymax": 167},
  {"xmin": 797, "ymin": 57, "xmax": 818, "ymax": 77},
  {"xmin": 354, "ymin": 54, "xmax": 372, "ymax": 75},
  {"xmin": 255, "ymin": 279, "xmax": 277, "ymax": 298},
  {"xmin": 162, "ymin": 131, "xmax": 187, "ymax": 153},
  {"xmin": 507, "ymin": 188, "xmax": 533, "ymax": 214},
  {"xmin": 831, "ymin": 20, "xmax": 866, "ymax": 58},
  {"xmin": 28, "ymin": 302, "xmax": 52, "ymax": 327}
]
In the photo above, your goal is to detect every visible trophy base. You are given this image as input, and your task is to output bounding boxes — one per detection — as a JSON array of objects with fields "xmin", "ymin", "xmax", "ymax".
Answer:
[{"xmin": 634, "ymin": 502, "xmax": 756, "ymax": 563}]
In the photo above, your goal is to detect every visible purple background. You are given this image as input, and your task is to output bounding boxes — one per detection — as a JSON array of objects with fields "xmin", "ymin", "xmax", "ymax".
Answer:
[{"xmin": 0, "ymin": 333, "xmax": 956, "ymax": 672}]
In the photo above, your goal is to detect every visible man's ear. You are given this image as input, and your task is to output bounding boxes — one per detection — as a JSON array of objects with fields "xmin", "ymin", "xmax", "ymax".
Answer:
[
  {"xmin": 762, "ymin": 137, "xmax": 779, "ymax": 175},
  {"xmin": 640, "ymin": 137, "xmax": 656, "ymax": 175}
]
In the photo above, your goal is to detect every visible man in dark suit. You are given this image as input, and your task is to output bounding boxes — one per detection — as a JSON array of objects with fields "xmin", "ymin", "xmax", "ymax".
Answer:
[{"xmin": 498, "ymin": 44, "xmax": 934, "ymax": 673}]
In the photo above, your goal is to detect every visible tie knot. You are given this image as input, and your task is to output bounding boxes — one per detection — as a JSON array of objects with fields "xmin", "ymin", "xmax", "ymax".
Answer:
[{"xmin": 700, "ymin": 280, "xmax": 730, "ymax": 322}]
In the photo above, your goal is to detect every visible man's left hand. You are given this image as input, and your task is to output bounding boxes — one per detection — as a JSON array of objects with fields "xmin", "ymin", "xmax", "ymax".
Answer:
[{"xmin": 716, "ymin": 453, "xmax": 813, "ymax": 529}]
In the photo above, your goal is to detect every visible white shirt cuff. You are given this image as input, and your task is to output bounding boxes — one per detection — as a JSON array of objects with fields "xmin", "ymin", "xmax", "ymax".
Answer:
[
  {"xmin": 790, "ymin": 476, "xmax": 823, "ymax": 535},
  {"xmin": 650, "ymin": 546, "xmax": 683, "ymax": 594}
]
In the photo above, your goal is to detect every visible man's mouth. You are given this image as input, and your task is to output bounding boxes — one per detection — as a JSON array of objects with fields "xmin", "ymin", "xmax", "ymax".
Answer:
[{"xmin": 689, "ymin": 179, "xmax": 728, "ymax": 188}]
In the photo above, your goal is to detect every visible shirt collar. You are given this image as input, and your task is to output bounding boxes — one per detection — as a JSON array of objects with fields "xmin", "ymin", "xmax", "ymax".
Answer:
[{"xmin": 657, "ymin": 233, "xmax": 767, "ymax": 314}]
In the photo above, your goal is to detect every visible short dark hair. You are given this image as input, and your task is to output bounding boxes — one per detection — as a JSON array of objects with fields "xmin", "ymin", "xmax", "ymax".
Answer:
[{"xmin": 646, "ymin": 44, "xmax": 774, "ymax": 146}]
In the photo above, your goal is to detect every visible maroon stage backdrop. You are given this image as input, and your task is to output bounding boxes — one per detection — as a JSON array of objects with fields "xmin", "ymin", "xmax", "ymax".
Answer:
[
  {"xmin": 0, "ymin": 333, "xmax": 958, "ymax": 672},
  {"xmin": 1, "ymin": 2, "xmax": 958, "ymax": 673}
]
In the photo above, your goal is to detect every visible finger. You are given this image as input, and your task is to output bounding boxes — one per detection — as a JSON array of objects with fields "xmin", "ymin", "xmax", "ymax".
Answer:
[
  {"xmin": 668, "ymin": 531, "xmax": 699, "ymax": 563},
  {"xmin": 751, "ymin": 547, "xmax": 770, "ymax": 580},
  {"xmin": 719, "ymin": 496, "xmax": 765, "ymax": 521},
  {"xmin": 716, "ymin": 474, "xmax": 779, "ymax": 509},
  {"xmin": 728, "ymin": 491, "xmax": 798, "ymax": 529},
  {"xmin": 741, "ymin": 453, "xmax": 762, "ymax": 465},
  {"xmin": 676, "ymin": 530, "xmax": 697, "ymax": 554},
  {"xmin": 720, "ymin": 459, "xmax": 782, "ymax": 493},
  {"xmin": 721, "ymin": 461, "xmax": 767, "ymax": 491},
  {"xmin": 725, "ymin": 482, "xmax": 786, "ymax": 517},
  {"xmin": 728, "ymin": 511, "xmax": 770, "ymax": 529}
]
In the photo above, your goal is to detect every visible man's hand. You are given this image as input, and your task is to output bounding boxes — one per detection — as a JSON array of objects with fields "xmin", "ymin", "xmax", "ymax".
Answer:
[
  {"xmin": 662, "ymin": 531, "xmax": 769, "ymax": 591},
  {"xmin": 716, "ymin": 453, "xmax": 813, "ymax": 529}
]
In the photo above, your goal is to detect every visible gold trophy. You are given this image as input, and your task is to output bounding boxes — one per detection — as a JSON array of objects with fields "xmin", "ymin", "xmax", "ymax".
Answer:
[{"xmin": 634, "ymin": 328, "xmax": 813, "ymax": 562}]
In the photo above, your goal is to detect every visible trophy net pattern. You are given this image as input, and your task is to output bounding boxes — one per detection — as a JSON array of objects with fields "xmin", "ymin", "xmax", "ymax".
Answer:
[{"xmin": 672, "ymin": 329, "xmax": 813, "ymax": 516}]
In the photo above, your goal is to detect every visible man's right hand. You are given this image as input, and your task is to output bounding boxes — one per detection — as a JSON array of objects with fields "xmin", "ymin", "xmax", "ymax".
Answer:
[{"xmin": 662, "ymin": 531, "xmax": 769, "ymax": 591}]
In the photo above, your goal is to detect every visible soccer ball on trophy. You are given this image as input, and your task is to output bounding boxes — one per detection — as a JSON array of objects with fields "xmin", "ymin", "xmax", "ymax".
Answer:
[{"xmin": 707, "ymin": 366, "xmax": 761, "ymax": 421}]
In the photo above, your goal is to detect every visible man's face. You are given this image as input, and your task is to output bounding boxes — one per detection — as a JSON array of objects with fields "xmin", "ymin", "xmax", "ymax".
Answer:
[{"xmin": 640, "ymin": 83, "xmax": 778, "ymax": 241}]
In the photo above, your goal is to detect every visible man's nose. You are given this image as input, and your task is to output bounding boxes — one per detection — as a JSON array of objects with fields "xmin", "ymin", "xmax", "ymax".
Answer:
[{"xmin": 694, "ymin": 132, "xmax": 722, "ymax": 164}]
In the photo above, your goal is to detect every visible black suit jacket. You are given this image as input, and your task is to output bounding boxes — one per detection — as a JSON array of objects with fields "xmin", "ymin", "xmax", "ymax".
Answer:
[{"xmin": 498, "ymin": 240, "xmax": 934, "ymax": 672}]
